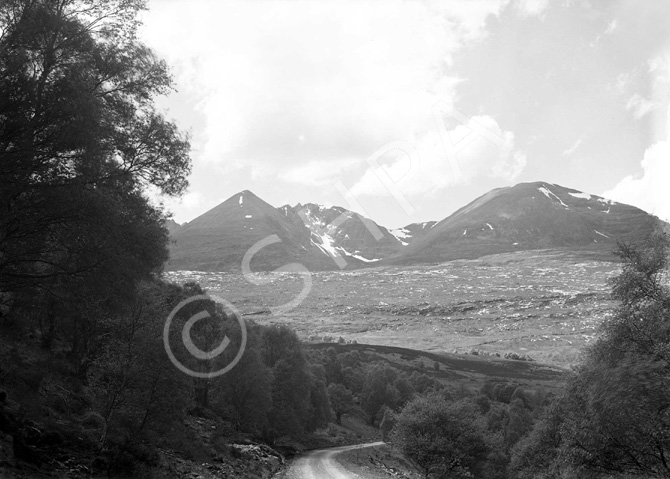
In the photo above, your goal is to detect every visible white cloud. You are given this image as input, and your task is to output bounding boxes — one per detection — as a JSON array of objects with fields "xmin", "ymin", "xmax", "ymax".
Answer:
[
  {"xmin": 626, "ymin": 93, "xmax": 660, "ymax": 120},
  {"xmin": 602, "ymin": 140, "xmax": 670, "ymax": 222},
  {"xmin": 140, "ymin": 0, "xmax": 508, "ymax": 172},
  {"xmin": 649, "ymin": 55, "xmax": 670, "ymax": 79},
  {"xmin": 562, "ymin": 137, "xmax": 583, "ymax": 156},
  {"xmin": 157, "ymin": 191, "xmax": 228, "ymax": 223},
  {"xmin": 515, "ymin": 0, "xmax": 549, "ymax": 17},
  {"xmin": 604, "ymin": 19, "xmax": 617, "ymax": 35},
  {"xmin": 349, "ymin": 115, "xmax": 525, "ymax": 197},
  {"xmin": 278, "ymin": 158, "xmax": 360, "ymax": 186}
]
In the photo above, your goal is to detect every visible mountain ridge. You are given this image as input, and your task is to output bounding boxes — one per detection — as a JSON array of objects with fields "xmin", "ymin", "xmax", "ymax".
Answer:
[
  {"xmin": 167, "ymin": 182, "xmax": 665, "ymax": 271},
  {"xmin": 385, "ymin": 181, "xmax": 659, "ymax": 266}
]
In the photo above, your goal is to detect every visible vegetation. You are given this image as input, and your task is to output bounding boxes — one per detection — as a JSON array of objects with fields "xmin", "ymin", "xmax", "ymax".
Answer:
[
  {"xmin": 392, "ymin": 395, "xmax": 492, "ymax": 479},
  {"xmin": 383, "ymin": 230, "xmax": 670, "ymax": 479},
  {"xmin": 0, "ymin": 1, "xmax": 332, "ymax": 475}
]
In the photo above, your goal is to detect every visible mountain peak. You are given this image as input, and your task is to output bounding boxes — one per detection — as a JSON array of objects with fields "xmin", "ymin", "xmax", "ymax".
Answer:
[{"xmin": 385, "ymin": 181, "xmax": 659, "ymax": 266}]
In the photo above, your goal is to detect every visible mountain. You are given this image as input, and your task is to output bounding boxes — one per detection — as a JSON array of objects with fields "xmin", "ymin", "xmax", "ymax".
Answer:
[
  {"xmin": 384, "ymin": 181, "xmax": 661, "ymax": 266},
  {"xmin": 167, "ymin": 182, "xmax": 664, "ymax": 272},
  {"xmin": 168, "ymin": 190, "xmax": 327, "ymax": 271},
  {"xmin": 281, "ymin": 203, "xmax": 403, "ymax": 263},
  {"xmin": 167, "ymin": 191, "xmax": 398, "ymax": 272},
  {"xmin": 389, "ymin": 221, "xmax": 438, "ymax": 246}
]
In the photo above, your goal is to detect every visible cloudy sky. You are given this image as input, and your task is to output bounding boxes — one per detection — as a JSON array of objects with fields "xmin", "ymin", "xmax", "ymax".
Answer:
[{"xmin": 140, "ymin": 0, "xmax": 670, "ymax": 228}]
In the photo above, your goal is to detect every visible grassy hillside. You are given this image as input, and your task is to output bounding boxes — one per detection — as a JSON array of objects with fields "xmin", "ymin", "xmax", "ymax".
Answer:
[{"xmin": 308, "ymin": 343, "xmax": 567, "ymax": 392}]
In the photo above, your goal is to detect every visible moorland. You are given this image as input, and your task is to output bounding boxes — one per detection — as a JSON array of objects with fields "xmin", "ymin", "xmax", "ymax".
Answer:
[{"xmin": 167, "ymin": 249, "xmax": 620, "ymax": 366}]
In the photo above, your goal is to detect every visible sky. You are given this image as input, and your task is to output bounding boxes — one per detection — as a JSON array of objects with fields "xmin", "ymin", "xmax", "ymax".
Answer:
[{"xmin": 140, "ymin": 0, "xmax": 670, "ymax": 229}]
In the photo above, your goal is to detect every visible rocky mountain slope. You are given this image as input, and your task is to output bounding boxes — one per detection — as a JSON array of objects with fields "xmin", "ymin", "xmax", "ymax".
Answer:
[
  {"xmin": 280, "ymin": 203, "xmax": 402, "ymax": 263},
  {"xmin": 167, "ymin": 182, "xmax": 664, "ymax": 272}
]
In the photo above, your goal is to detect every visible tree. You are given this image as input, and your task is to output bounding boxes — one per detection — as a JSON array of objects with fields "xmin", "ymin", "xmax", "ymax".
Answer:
[
  {"xmin": 260, "ymin": 326, "xmax": 314, "ymax": 441},
  {"xmin": 327, "ymin": 383, "xmax": 354, "ymax": 425},
  {"xmin": 394, "ymin": 376, "xmax": 416, "ymax": 405},
  {"xmin": 213, "ymin": 347, "xmax": 272, "ymax": 433},
  {"xmin": 361, "ymin": 363, "xmax": 400, "ymax": 425},
  {"xmin": 392, "ymin": 395, "xmax": 490, "ymax": 479},
  {"xmin": 0, "ymin": 0, "xmax": 190, "ymax": 319},
  {"xmin": 557, "ymin": 230, "xmax": 670, "ymax": 477},
  {"xmin": 162, "ymin": 282, "xmax": 224, "ymax": 408},
  {"xmin": 504, "ymin": 398, "xmax": 533, "ymax": 451},
  {"xmin": 379, "ymin": 407, "xmax": 396, "ymax": 442},
  {"xmin": 266, "ymin": 358, "xmax": 311, "ymax": 441},
  {"xmin": 561, "ymin": 355, "xmax": 670, "ymax": 477},
  {"xmin": 322, "ymin": 347, "xmax": 344, "ymax": 385},
  {"xmin": 306, "ymin": 374, "xmax": 331, "ymax": 431},
  {"xmin": 342, "ymin": 365, "xmax": 365, "ymax": 394},
  {"xmin": 87, "ymin": 280, "xmax": 189, "ymax": 451},
  {"xmin": 508, "ymin": 401, "xmax": 566, "ymax": 479},
  {"xmin": 261, "ymin": 324, "xmax": 303, "ymax": 368},
  {"xmin": 410, "ymin": 371, "xmax": 437, "ymax": 394}
]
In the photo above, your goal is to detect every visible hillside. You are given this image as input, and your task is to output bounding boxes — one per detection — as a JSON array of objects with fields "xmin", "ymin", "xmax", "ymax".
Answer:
[{"xmin": 385, "ymin": 181, "xmax": 661, "ymax": 266}]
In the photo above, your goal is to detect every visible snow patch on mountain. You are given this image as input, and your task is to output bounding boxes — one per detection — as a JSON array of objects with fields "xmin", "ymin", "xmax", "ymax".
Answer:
[
  {"xmin": 299, "ymin": 206, "xmax": 385, "ymax": 263},
  {"xmin": 390, "ymin": 228, "xmax": 411, "ymax": 246},
  {"xmin": 569, "ymin": 191, "xmax": 592, "ymax": 200},
  {"xmin": 350, "ymin": 253, "xmax": 382, "ymax": 263},
  {"xmin": 311, "ymin": 232, "xmax": 342, "ymax": 259},
  {"xmin": 538, "ymin": 186, "xmax": 569, "ymax": 209},
  {"xmin": 391, "ymin": 228, "xmax": 411, "ymax": 239}
]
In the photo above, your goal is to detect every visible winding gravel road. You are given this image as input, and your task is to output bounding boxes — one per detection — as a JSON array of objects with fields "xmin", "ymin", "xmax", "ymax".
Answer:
[{"xmin": 282, "ymin": 441, "xmax": 385, "ymax": 479}]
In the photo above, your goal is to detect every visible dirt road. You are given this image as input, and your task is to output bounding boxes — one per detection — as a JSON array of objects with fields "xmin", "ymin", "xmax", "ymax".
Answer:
[{"xmin": 281, "ymin": 441, "xmax": 385, "ymax": 479}]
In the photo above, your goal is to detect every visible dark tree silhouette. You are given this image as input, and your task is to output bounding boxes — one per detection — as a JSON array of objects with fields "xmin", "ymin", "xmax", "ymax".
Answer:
[{"xmin": 0, "ymin": 0, "xmax": 190, "ymax": 319}]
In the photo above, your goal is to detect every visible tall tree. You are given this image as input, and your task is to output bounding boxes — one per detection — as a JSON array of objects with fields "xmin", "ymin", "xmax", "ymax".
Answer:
[
  {"xmin": 361, "ymin": 363, "xmax": 400, "ymax": 425},
  {"xmin": 392, "ymin": 395, "xmax": 490, "ymax": 479},
  {"xmin": 213, "ymin": 348, "xmax": 272, "ymax": 433},
  {"xmin": 0, "ymin": 0, "xmax": 190, "ymax": 316},
  {"xmin": 327, "ymin": 383, "xmax": 354, "ymax": 425},
  {"xmin": 558, "ymin": 229, "xmax": 670, "ymax": 477}
]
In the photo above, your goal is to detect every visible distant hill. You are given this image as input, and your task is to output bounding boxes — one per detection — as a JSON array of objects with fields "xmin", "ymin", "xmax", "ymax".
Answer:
[
  {"xmin": 384, "ymin": 181, "xmax": 661, "ymax": 266},
  {"xmin": 167, "ymin": 182, "xmax": 664, "ymax": 271}
]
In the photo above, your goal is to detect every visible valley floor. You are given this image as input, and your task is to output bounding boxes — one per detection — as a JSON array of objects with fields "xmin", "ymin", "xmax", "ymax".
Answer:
[{"xmin": 167, "ymin": 249, "xmax": 620, "ymax": 366}]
